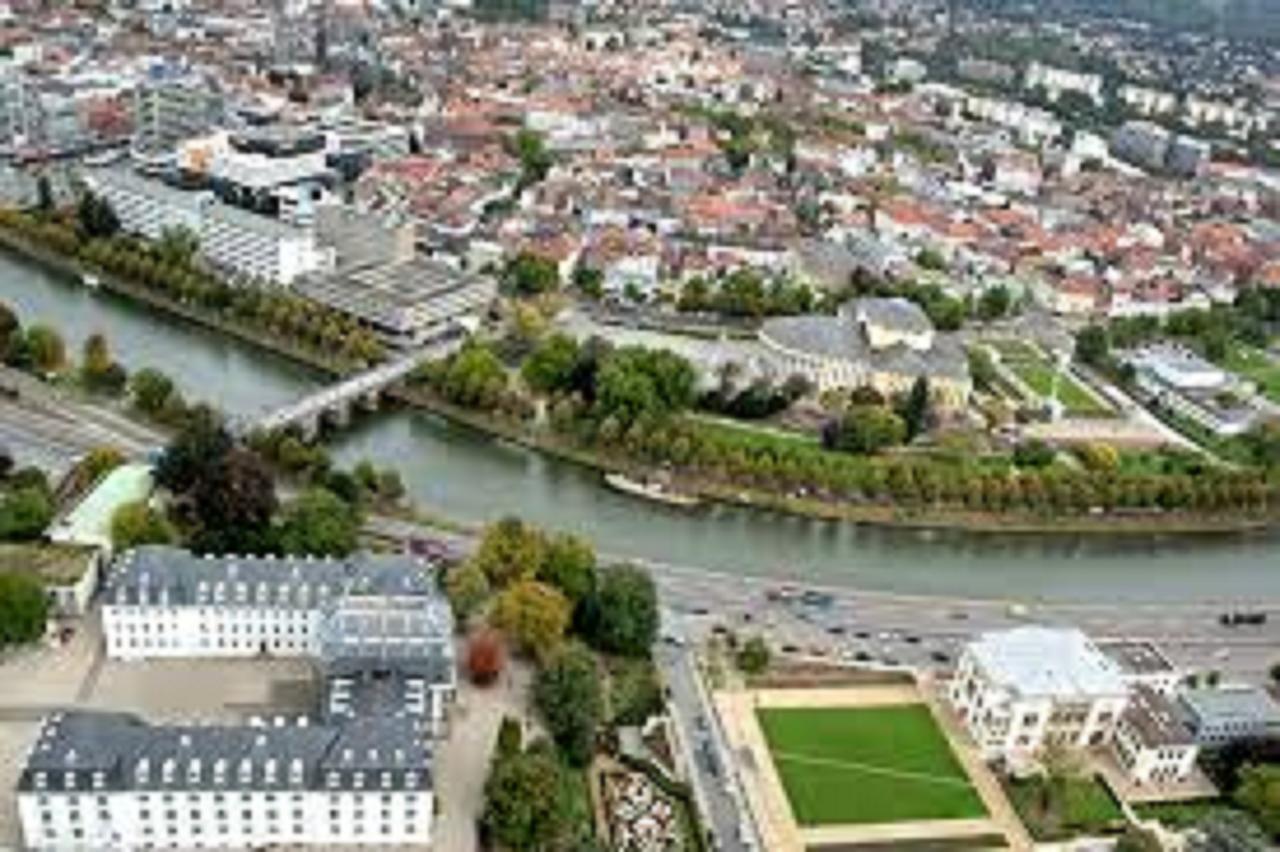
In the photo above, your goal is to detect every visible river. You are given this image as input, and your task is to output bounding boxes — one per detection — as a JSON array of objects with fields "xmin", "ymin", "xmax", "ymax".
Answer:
[{"xmin": 3, "ymin": 250, "xmax": 1278, "ymax": 603}]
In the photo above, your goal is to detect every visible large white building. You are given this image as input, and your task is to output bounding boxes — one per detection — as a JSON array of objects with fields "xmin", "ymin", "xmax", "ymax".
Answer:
[
  {"xmin": 87, "ymin": 168, "xmax": 328, "ymax": 285},
  {"xmin": 1113, "ymin": 686, "xmax": 1200, "ymax": 788},
  {"xmin": 18, "ymin": 546, "xmax": 455, "ymax": 850},
  {"xmin": 949, "ymin": 626, "xmax": 1130, "ymax": 762}
]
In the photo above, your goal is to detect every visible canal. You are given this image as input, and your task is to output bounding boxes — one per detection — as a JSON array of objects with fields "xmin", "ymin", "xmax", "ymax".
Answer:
[{"xmin": 3, "ymin": 249, "xmax": 1278, "ymax": 603}]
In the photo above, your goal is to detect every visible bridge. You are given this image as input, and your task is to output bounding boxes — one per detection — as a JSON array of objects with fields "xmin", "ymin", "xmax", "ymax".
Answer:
[{"xmin": 242, "ymin": 334, "xmax": 464, "ymax": 440}]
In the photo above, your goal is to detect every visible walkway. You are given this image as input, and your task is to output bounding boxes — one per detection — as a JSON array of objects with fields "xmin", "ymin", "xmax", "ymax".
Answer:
[{"xmin": 247, "ymin": 335, "xmax": 462, "ymax": 436}]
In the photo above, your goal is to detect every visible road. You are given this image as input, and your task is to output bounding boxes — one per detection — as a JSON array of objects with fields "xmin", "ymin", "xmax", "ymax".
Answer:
[
  {"xmin": 370, "ymin": 514, "xmax": 1280, "ymax": 683},
  {"xmin": 656, "ymin": 642, "xmax": 757, "ymax": 851}
]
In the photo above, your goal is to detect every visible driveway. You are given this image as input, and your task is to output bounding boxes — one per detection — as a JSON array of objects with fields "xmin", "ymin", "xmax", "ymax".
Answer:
[{"xmin": 432, "ymin": 657, "xmax": 539, "ymax": 852}]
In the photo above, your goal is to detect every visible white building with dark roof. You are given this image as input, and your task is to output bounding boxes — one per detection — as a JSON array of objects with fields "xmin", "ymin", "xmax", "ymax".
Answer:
[
  {"xmin": 949, "ymin": 626, "xmax": 1129, "ymax": 761},
  {"xmin": 17, "ymin": 546, "xmax": 456, "ymax": 850},
  {"xmin": 1113, "ymin": 686, "xmax": 1200, "ymax": 788}
]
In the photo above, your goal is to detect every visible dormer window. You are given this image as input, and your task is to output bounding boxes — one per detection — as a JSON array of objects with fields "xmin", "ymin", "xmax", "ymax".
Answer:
[
  {"xmin": 188, "ymin": 759, "xmax": 202, "ymax": 784},
  {"xmin": 238, "ymin": 759, "xmax": 252, "ymax": 785},
  {"xmin": 135, "ymin": 760, "xmax": 150, "ymax": 785}
]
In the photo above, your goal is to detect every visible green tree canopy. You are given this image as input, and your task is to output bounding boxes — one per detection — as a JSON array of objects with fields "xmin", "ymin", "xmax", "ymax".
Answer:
[
  {"xmin": 110, "ymin": 500, "xmax": 177, "ymax": 552},
  {"xmin": 1235, "ymin": 763, "xmax": 1280, "ymax": 838},
  {"xmin": 276, "ymin": 487, "xmax": 360, "ymax": 557},
  {"xmin": 0, "ymin": 571, "xmax": 49, "ymax": 646},
  {"xmin": 533, "ymin": 642, "xmax": 603, "ymax": 767},
  {"xmin": 0, "ymin": 486, "xmax": 54, "ymax": 542},
  {"xmin": 823, "ymin": 405, "xmax": 906, "ymax": 455},
  {"xmin": 482, "ymin": 742, "xmax": 579, "ymax": 850},
  {"xmin": 472, "ymin": 516, "xmax": 548, "ymax": 588},
  {"xmin": 585, "ymin": 564, "xmax": 658, "ymax": 658},
  {"xmin": 445, "ymin": 562, "xmax": 492, "ymax": 626},
  {"xmin": 491, "ymin": 579, "xmax": 570, "ymax": 661},
  {"xmin": 537, "ymin": 533, "xmax": 597, "ymax": 606},
  {"xmin": 522, "ymin": 334, "xmax": 581, "ymax": 394}
]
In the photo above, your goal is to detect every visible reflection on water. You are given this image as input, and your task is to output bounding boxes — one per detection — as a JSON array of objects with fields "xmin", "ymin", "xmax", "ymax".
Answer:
[{"xmin": 4, "ymin": 249, "xmax": 1278, "ymax": 603}]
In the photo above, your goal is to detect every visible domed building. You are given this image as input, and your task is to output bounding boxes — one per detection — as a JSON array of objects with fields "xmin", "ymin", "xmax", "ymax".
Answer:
[{"xmin": 759, "ymin": 296, "xmax": 972, "ymax": 409}]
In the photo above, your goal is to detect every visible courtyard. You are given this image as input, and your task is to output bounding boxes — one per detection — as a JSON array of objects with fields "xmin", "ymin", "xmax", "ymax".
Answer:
[{"xmin": 715, "ymin": 683, "xmax": 1023, "ymax": 851}]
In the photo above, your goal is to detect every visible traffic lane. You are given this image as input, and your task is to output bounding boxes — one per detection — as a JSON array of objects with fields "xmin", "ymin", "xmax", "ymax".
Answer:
[{"xmin": 655, "ymin": 646, "xmax": 751, "ymax": 852}]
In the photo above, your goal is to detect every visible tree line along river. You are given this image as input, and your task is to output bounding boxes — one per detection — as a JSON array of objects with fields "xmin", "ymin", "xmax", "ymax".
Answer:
[{"xmin": 3, "ymin": 248, "xmax": 1279, "ymax": 604}]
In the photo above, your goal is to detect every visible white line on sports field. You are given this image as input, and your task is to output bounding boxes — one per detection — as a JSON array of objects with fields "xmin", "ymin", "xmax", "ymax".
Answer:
[{"xmin": 771, "ymin": 751, "xmax": 974, "ymax": 788}]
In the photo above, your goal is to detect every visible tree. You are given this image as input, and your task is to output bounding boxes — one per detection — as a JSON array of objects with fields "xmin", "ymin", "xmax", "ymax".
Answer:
[
  {"xmin": 24, "ymin": 324, "xmax": 65, "ymax": 372},
  {"xmin": 822, "ymin": 405, "xmax": 906, "ymax": 455},
  {"xmin": 1075, "ymin": 324, "xmax": 1111, "ymax": 368},
  {"xmin": 0, "ymin": 571, "xmax": 49, "ymax": 646},
  {"xmin": 276, "ymin": 487, "xmax": 359, "ymax": 556},
  {"xmin": 156, "ymin": 226, "xmax": 199, "ymax": 267},
  {"xmin": 538, "ymin": 533, "xmax": 597, "ymax": 606},
  {"xmin": 737, "ymin": 635, "xmax": 771, "ymax": 674},
  {"xmin": 0, "ymin": 301, "xmax": 18, "ymax": 343},
  {"xmin": 533, "ymin": 642, "xmax": 603, "ymax": 766},
  {"xmin": 502, "ymin": 252, "xmax": 560, "ymax": 296},
  {"xmin": 1235, "ymin": 763, "xmax": 1280, "ymax": 838},
  {"xmin": 898, "ymin": 377, "xmax": 933, "ymax": 441},
  {"xmin": 1014, "ymin": 439, "xmax": 1056, "ymax": 468},
  {"xmin": 522, "ymin": 334, "xmax": 581, "ymax": 394},
  {"xmin": 0, "ymin": 486, "xmax": 54, "ymax": 541},
  {"xmin": 491, "ymin": 579, "xmax": 571, "ymax": 661},
  {"xmin": 587, "ymin": 564, "xmax": 658, "ymax": 658},
  {"xmin": 110, "ymin": 500, "xmax": 177, "ymax": 551},
  {"xmin": 512, "ymin": 128, "xmax": 552, "ymax": 185},
  {"xmin": 445, "ymin": 562, "xmax": 491, "ymax": 626},
  {"xmin": 482, "ymin": 744, "xmax": 577, "ymax": 850},
  {"xmin": 467, "ymin": 628, "xmax": 506, "ymax": 686},
  {"xmin": 80, "ymin": 332, "xmax": 126, "ymax": 393},
  {"xmin": 978, "ymin": 285, "xmax": 1013, "ymax": 321},
  {"xmin": 471, "ymin": 517, "xmax": 547, "ymax": 589},
  {"xmin": 128, "ymin": 368, "xmax": 176, "ymax": 415},
  {"xmin": 191, "ymin": 448, "xmax": 278, "ymax": 552},
  {"xmin": 154, "ymin": 406, "xmax": 233, "ymax": 494},
  {"xmin": 34, "ymin": 175, "xmax": 54, "ymax": 216},
  {"xmin": 76, "ymin": 191, "xmax": 120, "ymax": 239},
  {"xmin": 496, "ymin": 716, "xmax": 523, "ymax": 759}
]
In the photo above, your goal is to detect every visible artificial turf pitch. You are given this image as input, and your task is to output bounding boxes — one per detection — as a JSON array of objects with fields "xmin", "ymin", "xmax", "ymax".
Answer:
[{"xmin": 755, "ymin": 705, "xmax": 987, "ymax": 826}]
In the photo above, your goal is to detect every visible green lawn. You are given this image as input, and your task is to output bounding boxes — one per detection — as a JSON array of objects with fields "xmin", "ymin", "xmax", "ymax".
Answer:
[
  {"xmin": 755, "ymin": 705, "xmax": 986, "ymax": 826},
  {"xmin": 1223, "ymin": 344, "xmax": 1280, "ymax": 404},
  {"xmin": 991, "ymin": 341, "xmax": 1112, "ymax": 417}
]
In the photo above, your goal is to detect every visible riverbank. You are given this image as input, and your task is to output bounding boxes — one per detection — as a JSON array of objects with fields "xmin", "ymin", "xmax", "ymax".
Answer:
[{"xmin": 3, "ymin": 229, "xmax": 1276, "ymax": 537}]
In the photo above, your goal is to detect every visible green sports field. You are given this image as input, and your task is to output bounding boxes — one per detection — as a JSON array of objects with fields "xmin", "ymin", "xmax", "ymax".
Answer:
[{"xmin": 756, "ymin": 705, "xmax": 987, "ymax": 826}]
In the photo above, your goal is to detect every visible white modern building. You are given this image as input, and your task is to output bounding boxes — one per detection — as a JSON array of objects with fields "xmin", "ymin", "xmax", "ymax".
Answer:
[
  {"xmin": 949, "ymin": 626, "xmax": 1130, "ymax": 762},
  {"xmin": 20, "ymin": 545, "xmax": 455, "ymax": 850}
]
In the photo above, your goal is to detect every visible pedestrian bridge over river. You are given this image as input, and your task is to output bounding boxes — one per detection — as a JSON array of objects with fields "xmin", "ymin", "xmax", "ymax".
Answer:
[{"xmin": 241, "ymin": 334, "xmax": 463, "ymax": 439}]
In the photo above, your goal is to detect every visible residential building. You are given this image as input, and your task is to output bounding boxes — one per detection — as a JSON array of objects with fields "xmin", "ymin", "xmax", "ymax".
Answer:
[
  {"xmin": 758, "ymin": 297, "xmax": 971, "ymax": 408},
  {"xmin": 949, "ymin": 626, "xmax": 1130, "ymax": 762},
  {"xmin": 1024, "ymin": 62, "xmax": 1103, "ymax": 104},
  {"xmin": 1178, "ymin": 686, "xmax": 1280, "ymax": 745},
  {"xmin": 1113, "ymin": 686, "xmax": 1200, "ymax": 787},
  {"xmin": 132, "ymin": 75, "xmax": 224, "ymax": 159}
]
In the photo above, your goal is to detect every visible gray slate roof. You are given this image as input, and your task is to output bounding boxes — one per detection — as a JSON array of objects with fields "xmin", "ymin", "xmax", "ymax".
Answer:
[
  {"xmin": 19, "ymin": 711, "xmax": 431, "ymax": 794},
  {"xmin": 107, "ymin": 546, "xmax": 436, "ymax": 608}
]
